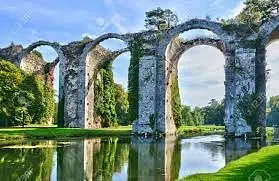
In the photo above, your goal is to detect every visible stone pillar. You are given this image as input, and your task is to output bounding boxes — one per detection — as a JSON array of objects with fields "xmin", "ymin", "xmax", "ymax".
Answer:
[
  {"xmin": 233, "ymin": 47, "xmax": 256, "ymax": 136},
  {"xmin": 133, "ymin": 55, "xmax": 157, "ymax": 134},
  {"xmin": 63, "ymin": 52, "xmax": 81, "ymax": 127},
  {"xmin": 256, "ymin": 47, "xmax": 267, "ymax": 138},
  {"xmin": 224, "ymin": 50, "xmax": 238, "ymax": 136},
  {"xmin": 128, "ymin": 137, "xmax": 181, "ymax": 181}
]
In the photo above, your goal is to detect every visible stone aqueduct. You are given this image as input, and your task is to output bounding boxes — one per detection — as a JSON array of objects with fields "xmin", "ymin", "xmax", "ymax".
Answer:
[{"xmin": 1, "ymin": 17, "xmax": 279, "ymax": 137}]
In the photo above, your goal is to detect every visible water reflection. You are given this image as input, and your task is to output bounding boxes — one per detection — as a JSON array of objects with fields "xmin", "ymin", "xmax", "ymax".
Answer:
[{"xmin": 0, "ymin": 135, "xmax": 269, "ymax": 181}]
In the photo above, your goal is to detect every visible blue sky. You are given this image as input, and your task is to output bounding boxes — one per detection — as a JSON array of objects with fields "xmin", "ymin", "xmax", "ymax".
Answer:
[{"xmin": 1, "ymin": 0, "xmax": 279, "ymax": 107}]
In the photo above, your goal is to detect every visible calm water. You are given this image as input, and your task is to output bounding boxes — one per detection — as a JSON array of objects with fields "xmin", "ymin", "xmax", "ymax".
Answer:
[{"xmin": 0, "ymin": 135, "xmax": 270, "ymax": 181}]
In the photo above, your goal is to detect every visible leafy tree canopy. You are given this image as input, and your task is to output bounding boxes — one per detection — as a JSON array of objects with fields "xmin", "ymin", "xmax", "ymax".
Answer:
[{"xmin": 145, "ymin": 7, "xmax": 179, "ymax": 30}]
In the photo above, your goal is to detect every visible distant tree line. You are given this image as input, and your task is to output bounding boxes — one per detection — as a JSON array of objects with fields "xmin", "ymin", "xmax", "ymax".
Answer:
[
  {"xmin": 267, "ymin": 95, "xmax": 279, "ymax": 126},
  {"xmin": 181, "ymin": 99, "xmax": 225, "ymax": 126}
]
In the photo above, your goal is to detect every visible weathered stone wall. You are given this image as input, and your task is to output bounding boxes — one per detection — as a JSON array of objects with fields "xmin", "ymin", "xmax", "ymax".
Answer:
[
  {"xmin": 20, "ymin": 52, "xmax": 46, "ymax": 75},
  {"xmin": 2, "ymin": 16, "xmax": 279, "ymax": 137},
  {"xmin": 0, "ymin": 43, "xmax": 23, "ymax": 66},
  {"xmin": 133, "ymin": 55, "xmax": 157, "ymax": 134},
  {"xmin": 232, "ymin": 48, "xmax": 256, "ymax": 136}
]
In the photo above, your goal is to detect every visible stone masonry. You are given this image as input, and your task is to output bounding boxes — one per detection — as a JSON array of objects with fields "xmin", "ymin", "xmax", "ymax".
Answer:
[{"xmin": 1, "ymin": 16, "xmax": 279, "ymax": 137}]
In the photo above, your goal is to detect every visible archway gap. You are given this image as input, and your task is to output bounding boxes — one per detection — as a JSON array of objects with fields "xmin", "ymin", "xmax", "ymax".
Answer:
[
  {"xmin": 177, "ymin": 45, "xmax": 226, "ymax": 107},
  {"xmin": 266, "ymin": 40, "xmax": 279, "ymax": 126}
]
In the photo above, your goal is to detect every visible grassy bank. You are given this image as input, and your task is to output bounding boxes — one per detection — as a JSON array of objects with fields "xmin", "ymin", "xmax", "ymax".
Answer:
[
  {"xmin": 0, "ymin": 126, "xmax": 132, "ymax": 140},
  {"xmin": 0, "ymin": 125, "xmax": 223, "ymax": 140},
  {"xmin": 177, "ymin": 125, "xmax": 225, "ymax": 137},
  {"xmin": 0, "ymin": 125, "xmax": 275, "ymax": 140},
  {"xmin": 181, "ymin": 145, "xmax": 279, "ymax": 181}
]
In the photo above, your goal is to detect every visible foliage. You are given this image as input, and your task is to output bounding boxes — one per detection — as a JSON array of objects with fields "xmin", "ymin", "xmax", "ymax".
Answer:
[
  {"xmin": 94, "ymin": 62, "xmax": 118, "ymax": 127},
  {"xmin": 182, "ymin": 145, "xmax": 279, "ymax": 181},
  {"xmin": 32, "ymin": 50, "xmax": 43, "ymax": 59},
  {"xmin": 114, "ymin": 83, "xmax": 129, "ymax": 125},
  {"xmin": 268, "ymin": 95, "xmax": 279, "ymax": 112},
  {"xmin": 236, "ymin": 0, "xmax": 279, "ymax": 24},
  {"xmin": 177, "ymin": 125, "xmax": 225, "ymax": 137},
  {"xmin": 181, "ymin": 106, "xmax": 204, "ymax": 126},
  {"xmin": 0, "ymin": 60, "xmax": 55, "ymax": 127},
  {"xmin": 237, "ymin": 91, "xmax": 261, "ymax": 136},
  {"xmin": 127, "ymin": 37, "xmax": 143, "ymax": 123},
  {"xmin": 171, "ymin": 72, "xmax": 182, "ymax": 128},
  {"xmin": 266, "ymin": 95, "xmax": 279, "ymax": 126},
  {"xmin": 221, "ymin": 0, "xmax": 279, "ymax": 34},
  {"xmin": 181, "ymin": 99, "xmax": 224, "ymax": 126},
  {"xmin": 92, "ymin": 138, "xmax": 130, "ymax": 180},
  {"xmin": 0, "ymin": 146, "xmax": 54, "ymax": 180},
  {"xmin": 203, "ymin": 99, "xmax": 225, "ymax": 126},
  {"xmin": 145, "ymin": 7, "xmax": 179, "ymax": 30}
]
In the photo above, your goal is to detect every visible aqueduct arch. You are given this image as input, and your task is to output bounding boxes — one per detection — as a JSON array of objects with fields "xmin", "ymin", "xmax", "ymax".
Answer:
[
  {"xmin": 255, "ymin": 16, "xmax": 279, "ymax": 135},
  {"xmin": 3, "ymin": 17, "xmax": 279, "ymax": 137},
  {"xmin": 163, "ymin": 35, "xmax": 230, "ymax": 135},
  {"xmin": 77, "ymin": 35, "xmax": 132, "ymax": 128}
]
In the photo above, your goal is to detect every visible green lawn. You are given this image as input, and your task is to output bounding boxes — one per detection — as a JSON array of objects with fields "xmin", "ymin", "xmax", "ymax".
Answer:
[
  {"xmin": 0, "ymin": 126, "xmax": 132, "ymax": 140},
  {"xmin": 177, "ymin": 125, "xmax": 225, "ymax": 137},
  {"xmin": 181, "ymin": 145, "xmax": 279, "ymax": 181},
  {"xmin": 0, "ymin": 125, "xmax": 275, "ymax": 140}
]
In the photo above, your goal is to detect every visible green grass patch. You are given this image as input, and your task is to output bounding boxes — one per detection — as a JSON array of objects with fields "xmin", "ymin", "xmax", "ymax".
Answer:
[
  {"xmin": 0, "ymin": 126, "xmax": 132, "ymax": 140},
  {"xmin": 177, "ymin": 125, "xmax": 225, "ymax": 137},
  {"xmin": 181, "ymin": 145, "xmax": 279, "ymax": 181}
]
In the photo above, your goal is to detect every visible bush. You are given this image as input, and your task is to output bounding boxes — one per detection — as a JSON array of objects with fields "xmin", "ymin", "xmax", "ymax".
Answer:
[{"xmin": 0, "ymin": 60, "xmax": 56, "ymax": 127}]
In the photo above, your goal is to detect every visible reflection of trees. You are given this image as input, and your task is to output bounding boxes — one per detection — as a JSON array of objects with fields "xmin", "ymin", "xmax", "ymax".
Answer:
[
  {"xmin": 0, "ymin": 145, "xmax": 54, "ymax": 181},
  {"xmin": 92, "ymin": 138, "xmax": 129, "ymax": 180},
  {"xmin": 170, "ymin": 139, "xmax": 181, "ymax": 181},
  {"xmin": 57, "ymin": 138, "xmax": 130, "ymax": 181}
]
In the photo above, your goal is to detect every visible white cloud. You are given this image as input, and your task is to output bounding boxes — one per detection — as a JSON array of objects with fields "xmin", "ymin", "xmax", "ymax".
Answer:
[{"xmin": 266, "ymin": 40, "xmax": 279, "ymax": 97}]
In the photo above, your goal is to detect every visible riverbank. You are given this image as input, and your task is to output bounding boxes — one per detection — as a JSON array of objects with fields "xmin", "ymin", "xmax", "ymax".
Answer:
[
  {"xmin": 0, "ymin": 125, "xmax": 224, "ymax": 140},
  {"xmin": 182, "ymin": 145, "xmax": 279, "ymax": 181},
  {"xmin": 177, "ymin": 125, "xmax": 225, "ymax": 137},
  {"xmin": 0, "ymin": 126, "xmax": 132, "ymax": 141},
  {"xmin": 0, "ymin": 125, "xmax": 274, "ymax": 141}
]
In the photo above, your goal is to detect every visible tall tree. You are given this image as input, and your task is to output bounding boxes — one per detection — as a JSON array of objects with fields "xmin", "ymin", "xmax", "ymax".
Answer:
[
  {"xmin": 145, "ymin": 7, "xmax": 179, "ymax": 30},
  {"xmin": 236, "ymin": 0, "xmax": 279, "ymax": 24}
]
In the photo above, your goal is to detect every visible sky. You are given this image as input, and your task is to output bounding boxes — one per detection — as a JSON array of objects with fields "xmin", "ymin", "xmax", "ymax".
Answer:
[{"xmin": 0, "ymin": 0, "xmax": 279, "ymax": 107}]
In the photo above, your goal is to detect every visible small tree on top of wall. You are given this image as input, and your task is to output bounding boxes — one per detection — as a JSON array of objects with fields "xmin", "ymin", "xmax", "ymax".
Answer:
[{"xmin": 145, "ymin": 7, "xmax": 179, "ymax": 30}]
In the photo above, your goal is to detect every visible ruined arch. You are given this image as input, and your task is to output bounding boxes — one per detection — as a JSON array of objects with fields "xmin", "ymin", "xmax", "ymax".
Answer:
[
  {"xmin": 168, "ymin": 19, "xmax": 227, "ymax": 40},
  {"xmin": 19, "ymin": 41, "xmax": 67, "ymax": 126},
  {"xmin": 258, "ymin": 16, "xmax": 279, "ymax": 47},
  {"xmin": 80, "ymin": 35, "xmax": 131, "ymax": 128},
  {"xmin": 255, "ymin": 16, "xmax": 279, "ymax": 132},
  {"xmin": 164, "ymin": 35, "xmax": 228, "ymax": 133}
]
